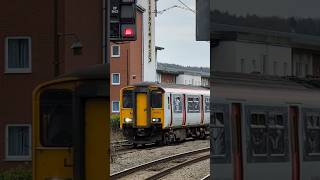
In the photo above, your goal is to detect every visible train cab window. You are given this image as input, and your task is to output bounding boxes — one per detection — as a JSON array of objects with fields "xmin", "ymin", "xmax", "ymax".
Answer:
[
  {"xmin": 205, "ymin": 97, "xmax": 210, "ymax": 112},
  {"xmin": 305, "ymin": 114, "xmax": 320, "ymax": 156},
  {"xmin": 122, "ymin": 90, "xmax": 133, "ymax": 108},
  {"xmin": 173, "ymin": 95, "xmax": 182, "ymax": 113},
  {"xmin": 151, "ymin": 91, "xmax": 162, "ymax": 108},
  {"xmin": 212, "ymin": 112, "xmax": 226, "ymax": 156},
  {"xmin": 40, "ymin": 90, "xmax": 73, "ymax": 147}
]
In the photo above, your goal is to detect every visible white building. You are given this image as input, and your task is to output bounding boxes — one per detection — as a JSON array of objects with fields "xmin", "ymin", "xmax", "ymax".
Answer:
[{"xmin": 137, "ymin": 0, "xmax": 157, "ymax": 82}]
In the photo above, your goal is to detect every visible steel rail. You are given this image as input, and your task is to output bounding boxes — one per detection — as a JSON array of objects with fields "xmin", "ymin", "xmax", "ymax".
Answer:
[
  {"xmin": 110, "ymin": 147, "xmax": 209, "ymax": 180},
  {"xmin": 145, "ymin": 154, "xmax": 210, "ymax": 180},
  {"xmin": 200, "ymin": 174, "xmax": 210, "ymax": 180}
]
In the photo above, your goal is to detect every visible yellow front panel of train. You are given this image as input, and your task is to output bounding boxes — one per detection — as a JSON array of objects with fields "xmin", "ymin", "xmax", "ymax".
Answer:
[
  {"xmin": 34, "ymin": 149, "xmax": 73, "ymax": 180},
  {"xmin": 136, "ymin": 93, "xmax": 148, "ymax": 126}
]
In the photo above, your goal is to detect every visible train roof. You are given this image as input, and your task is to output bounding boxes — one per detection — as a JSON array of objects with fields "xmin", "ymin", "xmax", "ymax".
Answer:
[
  {"xmin": 131, "ymin": 82, "xmax": 210, "ymax": 91},
  {"xmin": 58, "ymin": 64, "xmax": 109, "ymax": 80}
]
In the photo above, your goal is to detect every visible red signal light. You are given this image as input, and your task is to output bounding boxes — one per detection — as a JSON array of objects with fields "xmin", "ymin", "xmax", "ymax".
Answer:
[{"xmin": 123, "ymin": 28, "xmax": 134, "ymax": 37}]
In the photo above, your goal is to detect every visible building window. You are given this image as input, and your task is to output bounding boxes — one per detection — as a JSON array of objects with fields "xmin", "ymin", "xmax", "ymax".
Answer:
[
  {"xmin": 5, "ymin": 37, "xmax": 32, "ymax": 73},
  {"xmin": 111, "ymin": 73, "xmax": 120, "ymax": 85},
  {"xmin": 112, "ymin": 101, "xmax": 120, "ymax": 113},
  {"xmin": 5, "ymin": 124, "xmax": 31, "ymax": 161},
  {"xmin": 262, "ymin": 55, "xmax": 267, "ymax": 74},
  {"xmin": 252, "ymin": 59, "xmax": 256, "ymax": 72},
  {"xmin": 111, "ymin": 45, "xmax": 120, "ymax": 58}
]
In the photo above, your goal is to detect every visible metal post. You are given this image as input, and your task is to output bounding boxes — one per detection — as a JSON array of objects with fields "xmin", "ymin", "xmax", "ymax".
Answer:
[
  {"xmin": 54, "ymin": 0, "xmax": 60, "ymax": 77},
  {"xmin": 105, "ymin": 0, "xmax": 110, "ymax": 64}
]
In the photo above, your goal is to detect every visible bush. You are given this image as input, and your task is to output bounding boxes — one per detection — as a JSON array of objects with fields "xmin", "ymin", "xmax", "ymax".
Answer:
[
  {"xmin": 0, "ymin": 170, "xmax": 31, "ymax": 180},
  {"xmin": 111, "ymin": 114, "xmax": 120, "ymax": 131}
]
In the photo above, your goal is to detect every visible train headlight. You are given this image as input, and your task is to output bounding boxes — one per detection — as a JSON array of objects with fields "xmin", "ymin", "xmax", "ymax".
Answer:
[
  {"xmin": 124, "ymin": 118, "xmax": 133, "ymax": 123},
  {"xmin": 152, "ymin": 118, "xmax": 161, "ymax": 123}
]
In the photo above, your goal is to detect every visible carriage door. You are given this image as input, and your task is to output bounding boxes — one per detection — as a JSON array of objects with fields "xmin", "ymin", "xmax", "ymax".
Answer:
[
  {"xmin": 232, "ymin": 103, "xmax": 243, "ymax": 180},
  {"xmin": 136, "ymin": 93, "xmax": 148, "ymax": 127},
  {"xmin": 289, "ymin": 106, "xmax": 300, "ymax": 180}
]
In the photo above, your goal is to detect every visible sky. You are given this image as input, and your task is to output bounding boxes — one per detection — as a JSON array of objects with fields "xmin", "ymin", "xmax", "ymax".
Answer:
[{"xmin": 155, "ymin": 0, "xmax": 210, "ymax": 67}]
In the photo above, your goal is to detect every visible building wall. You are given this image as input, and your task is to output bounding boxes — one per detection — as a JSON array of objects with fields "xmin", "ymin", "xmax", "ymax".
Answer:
[
  {"xmin": 176, "ymin": 74, "xmax": 202, "ymax": 86},
  {"xmin": 160, "ymin": 73, "xmax": 176, "ymax": 84},
  {"xmin": 212, "ymin": 41, "xmax": 292, "ymax": 76},
  {"xmin": 137, "ymin": 0, "xmax": 157, "ymax": 82},
  {"xmin": 292, "ymin": 52, "xmax": 313, "ymax": 77},
  {"xmin": 202, "ymin": 77, "xmax": 209, "ymax": 87},
  {"xmin": 0, "ymin": 0, "xmax": 104, "ymax": 170},
  {"xmin": 110, "ymin": 10, "xmax": 144, "ymax": 115}
]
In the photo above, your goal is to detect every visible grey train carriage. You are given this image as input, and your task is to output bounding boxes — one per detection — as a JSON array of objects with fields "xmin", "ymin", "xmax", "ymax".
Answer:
[{"xmin": 211, "ymin": 72, "xmax": 320, "ymax": 180}]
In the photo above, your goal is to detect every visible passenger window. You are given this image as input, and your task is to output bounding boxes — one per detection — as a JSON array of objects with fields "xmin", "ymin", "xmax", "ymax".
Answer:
[
  {"xmin": 40, "ymin": 90, "xmax": 73, "ymax": 147},
  {"xmin": 122, "ymin": 90, "xmax": 133, "ymax": 108},
  {"xmin": 268, "ymin": 114, "xmax": 285, "ymax": 156},
  {"xmin": 187, "ymin": 96, "xmax": 200, "ymax": 113},
  {"xmin": 213, "ymin": 112, "xmax": 226, "ymax": 156},
  {"xmin": 173, "ymin": 95, "xmax": 182, "ymax": 113},
  {"xmin": 151, "ymin": 91, "xmax": 162, "ymax": 108},
  {"xmin": 250, "ymin": 113, "xmax": 267, "ymax": 156},
  {"xmin": 205, "ymin": 97, "xmax": 210, "ymax": 112},
  {"xmin": 305, "ymin": 114, "xmax": 320, "ymax": 156}
]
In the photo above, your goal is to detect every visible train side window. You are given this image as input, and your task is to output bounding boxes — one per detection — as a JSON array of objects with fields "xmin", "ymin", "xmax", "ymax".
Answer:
[
  {"xmin": 187, "ymin": 97, "xmax": 194, "ymax": 112},
  {"xmin": 305, "ymin": 114, "xmax": 320, "ymax": 156},
  {"xmin": 205, "ymin": 97, "xmax": 210, "ymax": 112},
  {"xmin": 40, "ymin": 90, "xmax": 73, "ymax": 147},
  {"xmin": 250, "ymin": 113, "xmax": 268, "ymax": 156},
  {"xmin": 213, "ymin": 112, "xmax": 226, "ymax": 156},
  {"xmin": 193, "ymin": 97, "xmax": 200, "ymax": 112},
  {"xmin": 122, "ymin": 90, "xmax": 133, "ymax": 108},
  {"xmin": 151, "ymin": 91, "xmax": 162, "ymax": 108},
  {"xmin": 173, "ymin": 95, "xmax": 182, "ymax": 113},
  {"xmin": 268, "ymin": 114, "xmax": 285, "ymax": 156}
]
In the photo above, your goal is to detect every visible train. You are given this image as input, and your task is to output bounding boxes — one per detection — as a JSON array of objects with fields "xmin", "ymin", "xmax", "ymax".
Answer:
[
  {"xmin": 33, "ymin": 64, "xmax": 109, "ymax": 180},
  {"xmin": 119, "ymin": 83, "xmax": 210, "ymax": 146},
  {"xmin": 211, "ymin": 71, "xmax": 320, "ymax": 180}
]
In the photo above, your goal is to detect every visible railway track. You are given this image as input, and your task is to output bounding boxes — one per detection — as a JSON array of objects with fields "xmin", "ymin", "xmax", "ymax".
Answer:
[{"xmin": 110, "ymin": 147, "xmax": 210, "ymax": 180}]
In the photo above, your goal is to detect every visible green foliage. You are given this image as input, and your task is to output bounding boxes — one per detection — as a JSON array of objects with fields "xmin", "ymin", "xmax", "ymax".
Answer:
[
  {"xmin": 111, "ymin": 114, "xmax": 120, "ymax": 131},
  {"xmin": 0, "ymin": 170, "xmax": 31, "ymax": 180}
]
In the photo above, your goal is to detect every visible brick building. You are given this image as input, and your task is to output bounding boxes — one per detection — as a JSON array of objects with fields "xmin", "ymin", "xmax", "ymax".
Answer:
[{"xmin": 0, "ymin": 0, "xmax": 108, "ymax": 170}]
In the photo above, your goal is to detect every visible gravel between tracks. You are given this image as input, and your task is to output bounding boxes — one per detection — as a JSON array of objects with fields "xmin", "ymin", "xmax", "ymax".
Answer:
[
  {"xmin": 159, "ymin": 159, "xmax": 210, "ymax": 180},
  {"xmin": 110, "ymin": 139, "xmax": 209, "ymax": 175}
]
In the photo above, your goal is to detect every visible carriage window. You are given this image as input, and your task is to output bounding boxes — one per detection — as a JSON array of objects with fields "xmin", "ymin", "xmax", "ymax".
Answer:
[
  {"xmin": 122, "ymin": 90, "xmax": 133, "ymax": 108},
  {"xmin": 205, "ymin": 97, "xmax": 210, "ymax": 112},
  {"xmin": 187, "ymin": 96, "xmax": 200, "ymax": 113},
  {"xmin": 173, "ymin": 95, "xmax": 182, "ymax": 113},
  {"xmin": 305, "ymin": 114, "xmax": 320, "ymax": 156},
  {"xmin": 268, "ymin": 114, "xmax": 285, "ymax": 156},
  {"xmin": 213, "ymin": 112, "xmax": 226, "ymax": 156},
  {"xmin": 151, "ymin": 91, "xmax": 162, "ymax": 108},
  {"xmin": 250, "ymin": 113, "xmax": 267, "ymax": 156},
  {"xmin": 40, "ymin": 90, "xmax": 73, "ymax": 147}
]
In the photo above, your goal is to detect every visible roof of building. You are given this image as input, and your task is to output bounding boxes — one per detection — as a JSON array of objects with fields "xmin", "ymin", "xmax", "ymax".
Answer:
[{"xmin": 157, "ymin": 63, "xmax": 210, "ymax": 77}]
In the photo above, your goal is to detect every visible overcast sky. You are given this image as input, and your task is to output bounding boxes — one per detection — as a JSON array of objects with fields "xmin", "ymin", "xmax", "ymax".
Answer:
[{"xmin": 155, "ymin": 0, "xmax": 210, "ymax": 67}]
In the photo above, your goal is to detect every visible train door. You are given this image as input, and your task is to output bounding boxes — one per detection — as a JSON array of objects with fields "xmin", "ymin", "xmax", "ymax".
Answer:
[
  {"xmin": 34, "ymin": 90, "xmax": 74, "ymax": 180},
  {"xmin": 212, "ymin": 103, "xmax": 232, "ymax": 180},
  {"xmin": 136, "ymin": 93, "xmax": 148, "ymax": 127},
  {"xmin": 84, "ymin": 98, "xmax": 109, "ymax": 179},
  {"xmin": 171, "ymin": 94, "xmax": 183, "ymax": 126},
  {"xmin": 299, "ymin": 107, "xmax": 320, "ymax": 180},
  {"xmin": 242, "ymin": 105, "xmax": 291, "ymax": 180}
]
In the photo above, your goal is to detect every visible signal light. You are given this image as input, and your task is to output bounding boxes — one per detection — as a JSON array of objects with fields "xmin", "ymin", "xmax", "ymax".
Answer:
[{"xmin": 124, "ymin": 28, "xmax": 134, "ymax": 37}]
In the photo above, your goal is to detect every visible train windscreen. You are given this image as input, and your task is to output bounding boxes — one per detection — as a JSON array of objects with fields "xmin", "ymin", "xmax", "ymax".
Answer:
[
  {"xmin": 40, "ymin": 90, "xmax": 73, "ymax": 147},
  {"xmin": 151, "ymin": 91, "xmax": 162, "ymax": 108},
  {"xmin": 122, "ymin": 90, "xmax": 133, "ymax": 108}
]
